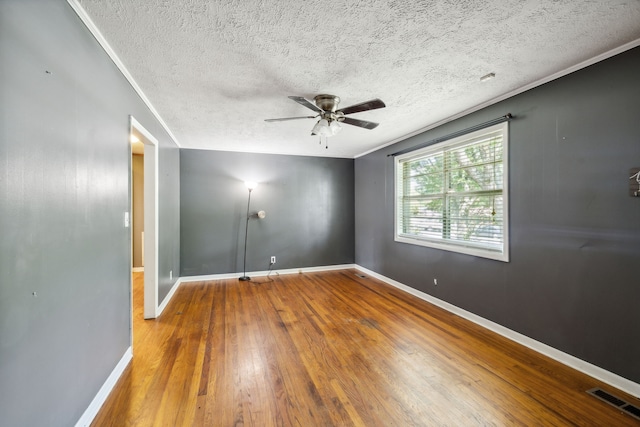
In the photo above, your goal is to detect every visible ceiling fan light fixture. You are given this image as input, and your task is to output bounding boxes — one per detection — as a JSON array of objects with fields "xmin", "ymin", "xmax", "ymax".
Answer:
[
  {"xmin": 311, "ymin": 118, "xmax": 342, "ymax": 137},
  {"xmin": 329, "ymin": 120, "xmax": 342, "ymax": 135},
  {"xmin": 311, "ymin": 119, "xmax": 328, "ymax": 136}
]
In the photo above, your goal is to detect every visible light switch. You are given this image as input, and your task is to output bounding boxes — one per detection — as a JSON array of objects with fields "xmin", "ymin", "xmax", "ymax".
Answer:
[{"xmin": 124, "ymin": 212, "xmax": 130, "ymax": 227}]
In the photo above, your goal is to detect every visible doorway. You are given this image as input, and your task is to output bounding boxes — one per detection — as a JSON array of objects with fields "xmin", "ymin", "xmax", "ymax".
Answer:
[{"xmin": 129, "ymin": 116, "xmax": 159, "ymax": 319}]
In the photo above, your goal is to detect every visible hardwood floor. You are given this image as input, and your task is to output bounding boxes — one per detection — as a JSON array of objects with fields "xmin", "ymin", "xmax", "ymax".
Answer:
[{"xmin": 92, "ymin": 270, "xmax": 640, "ymax": 426}]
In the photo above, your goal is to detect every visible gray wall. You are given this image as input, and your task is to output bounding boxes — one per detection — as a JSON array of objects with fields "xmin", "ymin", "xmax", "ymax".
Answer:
[
  {"xmin": 158, "ymin": 140, "xmax": 181, "ymax": 302},
  {"xmin": 0, "ymin": 1, "xmax": 180, "ymax": 426},
  {"xmin": 181, "ymin": 150, "xmax": 354, "ymax": 276},
  {"xmin": 355, "ymin": 47, "xmax": 640, "ymax": 383}
]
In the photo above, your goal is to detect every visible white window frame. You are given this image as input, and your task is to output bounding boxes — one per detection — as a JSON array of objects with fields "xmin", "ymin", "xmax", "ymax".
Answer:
[{"xmin": 394, "ymin": 122, "xmax": 509, "ymax": 262}]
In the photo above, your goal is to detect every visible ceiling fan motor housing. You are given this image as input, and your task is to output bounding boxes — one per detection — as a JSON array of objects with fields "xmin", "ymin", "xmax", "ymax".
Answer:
[
  {"xmin": 314, "ymin": 94, "xmax": 345, "ymax": 122},
  {"xmin": 314, "ymin": 94, "xmax": 340, "ymax": 112}
]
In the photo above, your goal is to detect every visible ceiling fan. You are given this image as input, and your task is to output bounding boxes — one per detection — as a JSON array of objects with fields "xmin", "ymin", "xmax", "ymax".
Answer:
[{"xmin": 265, "ymin": 94, "xmax": 386, "ymax": 140}]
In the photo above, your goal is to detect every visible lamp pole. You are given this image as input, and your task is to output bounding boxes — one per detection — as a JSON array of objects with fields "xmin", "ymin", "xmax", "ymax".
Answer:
[{"xmin": 239, "ymin": 183, "xmax": 255, "ymax": 281}]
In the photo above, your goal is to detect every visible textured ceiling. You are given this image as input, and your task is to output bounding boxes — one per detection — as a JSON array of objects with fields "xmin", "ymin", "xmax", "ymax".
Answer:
[{"xmin": 75, "ymin": 0, "xmax": 640, "ymax": 158}]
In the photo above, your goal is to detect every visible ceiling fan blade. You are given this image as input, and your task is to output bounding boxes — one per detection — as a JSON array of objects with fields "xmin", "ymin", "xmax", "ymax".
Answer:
[
  {"xmin": 336, "ymin": 98, "xmax": 385, "ymax": 115},
  {"xmin": 288, "ymin": 96, "xmax": 323, "ymax": 113},
  {"xmin": 341, "ymin": 117, "xmax": 379, "ymax": 130},
  {"xmin": 265, "ymin": 116, "xmax": 316, "ymax": 122}
]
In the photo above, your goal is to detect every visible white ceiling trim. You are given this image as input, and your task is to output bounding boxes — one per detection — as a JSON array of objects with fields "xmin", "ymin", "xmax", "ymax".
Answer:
[
  {"xmin": 355, "ymin": 37, "xmax": 640, "ymax": 158},
  {"xmin": 66, "ymin": 0, "xmax": 182, "ymax": 148}
]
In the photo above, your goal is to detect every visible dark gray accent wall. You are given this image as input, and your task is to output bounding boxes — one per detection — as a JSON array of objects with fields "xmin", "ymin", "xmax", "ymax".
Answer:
[
  {"xmin": 181, "ymin": 150, "xmax": 354, "ymax": 276},
  {"xmin": 355, "ymin": 47, "xmax": 640, "ymax": 383},
  {"xmin": 0, "ymin": 1, "xmax": 180, "ymax": 426}
]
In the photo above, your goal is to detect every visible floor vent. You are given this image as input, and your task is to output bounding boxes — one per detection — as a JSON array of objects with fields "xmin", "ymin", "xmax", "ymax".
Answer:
[
  {"xmin": 355, "ymin": 274, "xmax": 367, "ymax": 279},
  {"xmin": 623, "ymin": 404, "xmax": 640, "ymax": 418},
  {"xmin": 587, "ymin": 388, "xmax": 640, "ymax": 421}
]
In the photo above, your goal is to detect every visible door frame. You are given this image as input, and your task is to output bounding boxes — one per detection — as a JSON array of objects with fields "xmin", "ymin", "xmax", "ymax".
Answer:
[{"xmin": 129, "ymin": 116, "xmax": 159, "ymax": 319}]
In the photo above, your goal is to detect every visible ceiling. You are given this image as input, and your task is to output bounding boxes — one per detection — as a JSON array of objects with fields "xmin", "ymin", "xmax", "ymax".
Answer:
[{"xmin": 75, "ymin": 0, "xmax": 640, "ymax": 158}]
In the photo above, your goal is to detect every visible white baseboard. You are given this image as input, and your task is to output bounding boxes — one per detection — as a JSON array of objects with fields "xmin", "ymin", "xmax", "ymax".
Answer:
[
  {"xmin": 355, "ymin": 265, "xmax": 640, "ymax": 399},
  {"xmin": 75, "ymin": 347, "xmax": 132, "ymax": 427},
  {"xmin": 178, "ymin": 264, "xmax": 356, "ymax": 284},
  {"xmin": 157, "ymin": 278, "xmax": 182, "ymax": 317}
]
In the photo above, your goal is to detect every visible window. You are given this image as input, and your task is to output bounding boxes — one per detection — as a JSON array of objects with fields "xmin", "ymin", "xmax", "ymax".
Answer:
[{"xmin": 395, "ymin": 122, "xmax": 509, "ymax": 261}]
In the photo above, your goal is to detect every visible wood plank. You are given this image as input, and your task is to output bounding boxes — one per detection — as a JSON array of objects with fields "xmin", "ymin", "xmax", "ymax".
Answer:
[{"xmin": 91, "ymin": 270, "xmax": 640, "ymax": 426}]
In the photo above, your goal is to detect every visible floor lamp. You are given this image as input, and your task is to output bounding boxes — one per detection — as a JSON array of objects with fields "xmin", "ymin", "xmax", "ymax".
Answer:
[{"xmin": 239, "ymin": 181, "xmax": 257, "ymax": 281}]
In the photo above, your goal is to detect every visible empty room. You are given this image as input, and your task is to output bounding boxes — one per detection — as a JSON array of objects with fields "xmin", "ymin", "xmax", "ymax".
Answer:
[{"xmin": 1, "ymin": 1, "xmax": 640, "ymax": 426}]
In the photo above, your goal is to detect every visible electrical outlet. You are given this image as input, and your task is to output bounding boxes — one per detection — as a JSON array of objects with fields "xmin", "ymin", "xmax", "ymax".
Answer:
[
  {"xmin": 433, "ymin": 278, "xmax": 438, "ymax": 285},
  {"xmin": 170, "ymin": 270, "xmax": 173, "ymax": 280},
  {"xmin": 270, "ymin": 256, "xmax": 276, "ymax": 264}
]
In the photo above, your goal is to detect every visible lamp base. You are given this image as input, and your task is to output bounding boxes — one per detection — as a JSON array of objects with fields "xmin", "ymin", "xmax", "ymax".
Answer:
[{"xmin": 239, "ymin": 276, "xmax": 251, "ymax": 281}]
